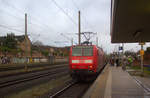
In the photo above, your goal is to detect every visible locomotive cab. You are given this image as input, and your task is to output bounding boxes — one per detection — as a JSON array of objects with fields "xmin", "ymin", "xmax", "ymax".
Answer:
[{"xmin": 69, "ymin": 45, "xmax": 104, "ymax": 80}]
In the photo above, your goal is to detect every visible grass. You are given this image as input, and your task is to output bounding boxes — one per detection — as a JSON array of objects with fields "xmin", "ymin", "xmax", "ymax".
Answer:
[
  {"xmin": 129, "ymin": 65, "xmax": 140, "ymax": 70},
  {"xmin": 128, "ymin": 65, "xmax": 150, "ymax": 76}
]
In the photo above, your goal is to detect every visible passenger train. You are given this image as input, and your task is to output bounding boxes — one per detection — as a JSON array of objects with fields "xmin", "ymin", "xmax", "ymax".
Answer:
[{"xmin": 69, "ymin": 44, "xmax": 106, "ymax": 81}]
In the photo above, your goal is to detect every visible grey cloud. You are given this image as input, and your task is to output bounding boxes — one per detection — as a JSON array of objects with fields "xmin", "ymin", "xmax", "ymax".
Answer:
[{"xmin": 1, "ymin": 0, "xmax": 146, "ymax": 53}]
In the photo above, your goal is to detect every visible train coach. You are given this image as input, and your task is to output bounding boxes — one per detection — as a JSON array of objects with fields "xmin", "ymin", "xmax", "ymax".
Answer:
[{"xmin": 69, "ymin": 45, "xmax": 106, "ymax": 81}]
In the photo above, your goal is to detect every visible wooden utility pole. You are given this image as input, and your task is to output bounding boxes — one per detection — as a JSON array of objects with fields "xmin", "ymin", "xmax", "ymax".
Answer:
[
  {"xmin": 25, "ymin": 13, "xmax": 28, "ymax": 71},
  {"xmin": 78, "ymin": 11, "xmax": 81, "ymax": 45}
]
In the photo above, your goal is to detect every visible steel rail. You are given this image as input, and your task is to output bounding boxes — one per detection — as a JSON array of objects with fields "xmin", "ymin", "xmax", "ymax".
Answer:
[
  {"xmin": 133, "ymin": 77, "xmax": 150, "ymax": 95},
  {"xmin": 49, "ymin": 81, "xmax": 76, "ymax": 98},
  {"xmin": 0, "ymin": 63, "xmax": 67, "ymax": 72},
  {"xmin": 0, "ymin": 64, "xmax": 68, "ymax": 78},
  {"xmin": 0, "ymin": 67, "xmax": 68, "ymax": 88}
]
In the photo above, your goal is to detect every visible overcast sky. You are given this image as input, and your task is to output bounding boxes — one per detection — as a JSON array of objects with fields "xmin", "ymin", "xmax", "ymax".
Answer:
[{"xmin": 0, "ymin": 0, "xmax": 149, "ymax": 53}]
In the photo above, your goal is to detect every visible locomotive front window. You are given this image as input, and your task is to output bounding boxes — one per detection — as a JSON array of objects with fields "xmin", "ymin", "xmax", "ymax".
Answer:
[
  {"xmin": 72, "ymin": 46, "xmax": 93, "ymax": 56},
  {"xmin": 72, "ymin": 47, "xmax": 82, "ymax": 56},
  {"xmin": 83, "ymin": 47, "xmax": 93, "ymax": 56}
]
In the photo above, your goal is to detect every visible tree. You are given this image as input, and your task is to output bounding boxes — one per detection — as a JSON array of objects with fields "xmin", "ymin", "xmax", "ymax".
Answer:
[
  {"xmin": 41, "ymin": 50, "xmax": 49, "ymax": 57},
  {"xmin": 0, "ymin": 33, "xmax": 20, "ymax": 56},
  {"xmin": 3, "ymin": 33, "xmax": 17, "ymax": 49},
  {"xmin": 145, "ymin": 47, "xmax": 150, "ymax": 54}
]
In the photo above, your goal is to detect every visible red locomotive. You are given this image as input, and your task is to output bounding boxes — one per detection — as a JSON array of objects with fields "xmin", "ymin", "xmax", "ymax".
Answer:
[{"xmin": 69, "ymin": 45, "xmax": 106, "ymax": 80}]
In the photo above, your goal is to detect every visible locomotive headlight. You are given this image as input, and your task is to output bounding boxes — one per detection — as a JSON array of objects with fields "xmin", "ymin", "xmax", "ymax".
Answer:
[
  {"xmin": 72, "ymin": 60, "xmax": 79, "ymax": 63},
  {"xmin": 89, "ymin": 65, "xmax": 93, "ymax": 68},
  {"xmin": 85, "ymin": 60, "xmax": 93, "ymax": 63}
]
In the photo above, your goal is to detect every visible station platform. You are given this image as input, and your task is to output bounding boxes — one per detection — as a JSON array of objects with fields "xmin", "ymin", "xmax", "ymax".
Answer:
[{"xmin": 83, "ymin": 65, "xmax": 150, "ymax": 98}]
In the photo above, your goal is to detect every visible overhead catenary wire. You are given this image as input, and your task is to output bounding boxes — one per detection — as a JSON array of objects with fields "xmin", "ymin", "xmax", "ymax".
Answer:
[
  {"xmin": 0, "ymin": 0, "xmax": 78, "ymax": 46},
  {"xmin": 0, "ymin": 0, "xmax": 56, "ymax": 47},
  {"xmin": 27, "ymin": 13, "xmax": 55, "ymax": 32},
  {"xmin": 1, "ymin": 0, "xmax": 76, "ymax": 32},
  {"xmin": 51, "ymin": 0, "xmax": 78, "ymax": 26},
  {"xmin": 0, "ymin": 24, "xmax": 42, "ymax": 40},
  {"xmin": 0, "ymin": 24, "xmax": 24, "ymax": 33},
  {"xmin": 2, "ymin": 0, "xmax": 54, "ymax": 30},
  {"xmin": 0, "ymin": 10, "xmax": 57, "ymax": 42},
  {"xmin": 71, "ymin": 0, "xmax": 94, "ymax": 31},
  {"xmin": 1, "ymin": 0, "xmax": 25, "ymax": 15},
  {"xmin": 2, "ymin": 0, "xmax": 74, "ymax": 32},
  {"xmin": 71, "ymin": 0, "xmax": 97, "ymax": 44},
  {"xmin": 0, "ymin": 10, "xmax": 46, "ymax": 36},
  {"xmin": 1, "ymin": 0, "xmax": 54, "ymax": 32},
  {"xmin": 60, "ymin": 33, "xmax": 78, "ymax": 45},
  {"xmin": 71, "ymin": 0, "xmax": 80, "ymax": 10},
  {"xmin": 0, "ymin": 8, "xmax": 51, "ymax": 32},
  {"xmin": 0, "ymin": 9, "xmax": 24, "ymax": 22}
]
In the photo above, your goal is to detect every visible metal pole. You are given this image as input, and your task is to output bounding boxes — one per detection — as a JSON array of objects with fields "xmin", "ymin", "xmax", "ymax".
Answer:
[
  {"xmin": 122, "ymin": 43, "xmax": 124, "ymax": 53},
  {"xmin": 141, "ymin": 44, "xmax": 144, "ymax": 75},
  {"xmin": 96, "ymin": 37, "xmax": 98, "ymax": 46},
  {"xmin": 71, "ymin": 38, "xmax": 73, "ymax": 46},
  {"xmin": 25, "ymin": 13, "xmax": 28, "ymax": 71},
  {"xmin": 78, "ymin": 11, "xmax": 81, "ymax": 45},
  {"xmin": 122, "ymin": 43, "xmax": 124, "ymax": 67}
]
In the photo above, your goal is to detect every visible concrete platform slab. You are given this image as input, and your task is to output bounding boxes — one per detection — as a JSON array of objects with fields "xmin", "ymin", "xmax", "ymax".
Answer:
[
  {"xmin": 83, "ymin": 65, "xmax": 150, "ymax": 98},
  {"xmin": 111, "ymin": 67, "xmax": 144, "ymax": 98}
]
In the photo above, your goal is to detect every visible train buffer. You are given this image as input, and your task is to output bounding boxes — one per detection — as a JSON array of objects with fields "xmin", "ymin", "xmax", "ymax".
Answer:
[{"xmin": 83, "ymin": 64, "xmax": 150, "ymax": 98}]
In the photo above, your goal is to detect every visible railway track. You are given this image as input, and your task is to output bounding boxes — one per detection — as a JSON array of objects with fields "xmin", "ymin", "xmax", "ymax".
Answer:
[
  {"xmin": 0, "ymin": 65, "xmax": 69, "ymax": 97},
  {"xmin": 0, "ymin": 64, "xmax": 67, "ymax": 78},
  {"xmin": 49, "ymin": 81, "xmax": 92, "ymax": 98},
  {"xmin": 47, "ymin": 64, "xmax": 106, "ymax": 98},
  {"xmin": 0, "ymin": 62, "xmax": 67, "ymax": 72},
  {"xmin": 0, "ymin": 67, "xmax": 67, "ymax": 88},
  {"xmin": 49, "ymin": 81, "xmax": 76, "ymax": 98},
  {"xmin": 132, "ymin": 76, "xmax": 150, "ymax": 95}
]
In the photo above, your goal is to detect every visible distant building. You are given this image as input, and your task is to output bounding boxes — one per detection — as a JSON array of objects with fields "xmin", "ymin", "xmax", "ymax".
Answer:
[
  {"xmin": 31, "ymin": 45, "xmax": 70, "ymax": 58},
  {"xmin": 16, "ymin": 35, "xmax": 31, "ymax": 57}
]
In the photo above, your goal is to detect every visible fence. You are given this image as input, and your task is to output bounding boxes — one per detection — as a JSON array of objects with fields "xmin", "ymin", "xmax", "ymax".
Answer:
[{"xmin": 0, "ymin": 56, "xmax": 68, "ymax": 64}]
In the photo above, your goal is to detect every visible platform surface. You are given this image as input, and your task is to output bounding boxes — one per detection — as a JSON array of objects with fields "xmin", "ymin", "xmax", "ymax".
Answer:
[{"xmin": 83, "ymin": 65, "xmax": 150, "ymax": 98}]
